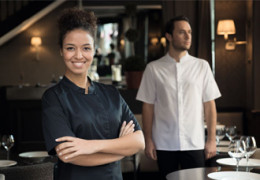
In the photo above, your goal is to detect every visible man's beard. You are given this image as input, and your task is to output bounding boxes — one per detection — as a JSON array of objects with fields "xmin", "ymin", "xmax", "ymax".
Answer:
[{"xmin": 171, "ymin": 41, "xmax": 191, "ymax": 51}]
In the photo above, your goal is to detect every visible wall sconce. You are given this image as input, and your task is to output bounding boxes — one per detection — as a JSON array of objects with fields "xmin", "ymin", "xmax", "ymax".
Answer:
[
  {"xmin": 160, "ymin": 37, "xmax": 166, "ymax": 47},
  {"xmin": 150, "ymin": 37, "xmax": 159, "ymax": 46},
  {"xmin": 120, "ymin": 39, "xmax": 125, "ymax": 46},
  {"xmin": 217, "ymin": 19, "xmax": 246, "ymax": 50},
  {"xmin": 31, "ymin": 36, "xmax": 42, "ymax": 60},
  {"xmin": 217, "ymin": 19, "xmax": 235, "ymax": 40}
]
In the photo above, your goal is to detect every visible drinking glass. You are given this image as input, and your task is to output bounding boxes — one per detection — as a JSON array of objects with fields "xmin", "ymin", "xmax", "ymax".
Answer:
[
  {"xmin": 228, "ymin": 139, "xmax": 246, "ymax": 171},
  {"xmin": 225, "ymin": 126, "xmax": 237, "ymax": 142},
  {"xmin": 240, "ymin": 136, "xmax": 257, "ymax": 171},
  {"xmin": 216, "ymin": 128, "xmax": 226, "ymax": 145},
  {"xmin": 1, "ymin": 134, "xmax": 15, "ymax": 160}
]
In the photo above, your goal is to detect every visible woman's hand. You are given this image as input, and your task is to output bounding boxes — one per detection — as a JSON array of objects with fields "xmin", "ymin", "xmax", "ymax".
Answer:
[
  {"xmin": 55, "ymin": 120, "xmax": 135, "ymax": 161},
  {"xmin": 119, "ymin": 120, "xmax": 135, "ymax": 137},
  {"xmin": 55, "ymin": 136, "xmax": 98, "ymax": 161}
]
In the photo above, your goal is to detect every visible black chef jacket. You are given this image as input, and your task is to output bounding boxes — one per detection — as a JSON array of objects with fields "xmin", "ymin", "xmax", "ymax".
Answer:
[{"xmin": 42, "ymin": 76, "xmax": 141, "ymax": 180}]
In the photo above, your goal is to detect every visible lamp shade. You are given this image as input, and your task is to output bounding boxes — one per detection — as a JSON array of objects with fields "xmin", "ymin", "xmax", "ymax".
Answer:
[
  {"xmin": 31, "ymin": 37, "xmax": 42, "ymax": 46},
  {"xmin": 160, "ymin": 37, "xmax": 166, "ymax": 47},
  {"xmin": 217, "ymin": 19, "xmax": 236, "ymax": 40},
  {"xmin": 150, "ymin": 37, "xmax": 158, "ymax": 45}
]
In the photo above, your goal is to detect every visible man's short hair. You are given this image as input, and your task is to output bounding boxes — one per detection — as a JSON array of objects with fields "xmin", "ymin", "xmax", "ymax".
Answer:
[{"xmin": 165, "ymin": 15, "xmax": 190, "ymax": 35}]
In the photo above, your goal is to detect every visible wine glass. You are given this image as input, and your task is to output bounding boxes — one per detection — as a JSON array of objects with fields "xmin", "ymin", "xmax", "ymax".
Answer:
[
  {"xmin": 216, "ymin": 128, "xmax": 226, "ymax": 145},
  {"xmin": 225, "ymin": 126, "xmax": 237, "ymax": 142},
  {"xmin": 1, "ymin": 134, "xmax": 15, "ymax": 160},
  {"xmin": 228, "ymin": 139, "xmax": 246, "ymax": 171},
  {"xmin": 240, "ymin": 136, "xmax": 257, "ymax": 171}
]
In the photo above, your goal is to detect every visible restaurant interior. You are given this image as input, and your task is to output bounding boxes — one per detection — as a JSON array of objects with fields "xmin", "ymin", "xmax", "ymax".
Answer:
[{"xmin": 0, "ymin": 0, "xmax": 260, "ymax": 180}]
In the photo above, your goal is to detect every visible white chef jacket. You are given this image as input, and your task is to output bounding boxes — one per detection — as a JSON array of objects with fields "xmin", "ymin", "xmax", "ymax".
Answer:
[{"xmin": 136, "ymin": 52, "xmax": 221, "ymax": 151}]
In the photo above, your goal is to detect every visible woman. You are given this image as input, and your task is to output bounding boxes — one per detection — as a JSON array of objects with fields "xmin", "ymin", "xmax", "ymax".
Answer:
[{"xmin": 42, "ymin": 8, "xmax": 144, "ymax": 180}]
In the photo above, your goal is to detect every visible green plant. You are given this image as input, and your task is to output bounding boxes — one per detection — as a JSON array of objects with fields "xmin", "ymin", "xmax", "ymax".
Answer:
[{"xmin": 124, "ymin": 55, "xmax": 146, "ymax": 71}]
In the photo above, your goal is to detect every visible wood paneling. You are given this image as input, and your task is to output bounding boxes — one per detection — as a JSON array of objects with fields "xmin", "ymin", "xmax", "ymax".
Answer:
[{"xmin": 215, "ymin": 0, "xmax": 247, "ymax": 109}]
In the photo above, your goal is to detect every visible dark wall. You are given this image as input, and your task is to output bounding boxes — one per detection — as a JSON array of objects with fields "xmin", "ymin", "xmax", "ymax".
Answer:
[
  {"xmin": 247, "ymin": 1, "xmax": 260, "ymax": 147},
  {"xmin": 215, "ymin": 1, "xmax": 247, "ymax": 109},
  {"xmin": 146, "ymin": 10, "xmax": 165, "ymax": 62},
  {"xmin": 0, "ymin": 1, "xmax": 76, "ymax": 86},
  {"xmin": 0, "ymin": 87, "xmax": 9, "ymax": 134},
  {"xmin": 253, "ymin": 1, "xmax": 260, "ymax": 109}
]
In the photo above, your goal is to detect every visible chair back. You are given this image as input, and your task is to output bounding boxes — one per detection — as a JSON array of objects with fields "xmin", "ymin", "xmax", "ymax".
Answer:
[
  {"xmin": 252, "ymin": 148, "xmax": 260, "ymax": 159},
  {"xmin": 0, "ymin": 174, "xmax": 5, "ymax": 180},
  {"xmin": 0, "ymin": 162, "xmax": 54, "ymax": 180}
]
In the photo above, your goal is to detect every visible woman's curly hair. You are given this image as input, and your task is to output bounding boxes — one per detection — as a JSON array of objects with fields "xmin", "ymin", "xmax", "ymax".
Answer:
[{"xmin": 58, "ymin": 8, "xmax": 97, "ymax": 48}]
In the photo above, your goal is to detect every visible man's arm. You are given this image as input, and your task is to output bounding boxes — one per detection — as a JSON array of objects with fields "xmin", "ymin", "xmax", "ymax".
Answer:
[
  {"xmin": 142, "ymin": 102, "xmax": 157, "ymax": 160},
  {"xmin": 204, "ymin": 100, "xmax": 217, "ymax": 159}
]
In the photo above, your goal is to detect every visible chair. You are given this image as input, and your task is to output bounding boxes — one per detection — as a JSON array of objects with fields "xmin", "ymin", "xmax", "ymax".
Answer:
[
  {"xmin": 121, "ymin": 114, "xmax": 143, "ymax": 180},
  {"xmin": 0, "ymin": 162, "xmax": 54, "ymax": 180},
  {"xmin": 252, "ymin": 148, "xmax": 260, "ymax": 159},
  {"xmin": 121, "ymin": 153, "xmax": 141, "ymax": 180},
  {"xmin": 0, "ymin": 174, "xmax": 5, "ymax": 180}
]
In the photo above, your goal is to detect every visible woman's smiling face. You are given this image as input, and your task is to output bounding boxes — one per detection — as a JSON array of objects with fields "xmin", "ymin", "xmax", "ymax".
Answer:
[{"xmin": 61, "ymin": 28, "xmax": 94, "ymax": 77}]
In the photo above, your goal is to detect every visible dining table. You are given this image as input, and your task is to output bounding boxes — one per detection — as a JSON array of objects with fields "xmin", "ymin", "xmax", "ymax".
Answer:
[
  {"xmin": 167, "ymin": 143, "xmax": 260, "ymax": 180},
  {"xmin": 166, "ymin": 166, "xmax": 260, "ymax": 180}
]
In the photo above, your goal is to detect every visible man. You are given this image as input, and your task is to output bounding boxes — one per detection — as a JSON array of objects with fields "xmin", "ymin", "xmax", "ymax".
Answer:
[
  {"xmin": 107, "ymin": 43, "xmax": 121, "ymax": 65},
  {"xmin": 136, "ymin": 15, "xmax": 221, "ymax": 179}
]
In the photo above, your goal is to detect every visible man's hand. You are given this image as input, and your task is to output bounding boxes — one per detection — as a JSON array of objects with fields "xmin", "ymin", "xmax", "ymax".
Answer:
[
  {"xmin": 145, "ymin": 138, "xmax": 157, "ymax": 160},
  {"xmin": 204, "ymin": 139, "xmax": 216, "ymax": 159}
]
